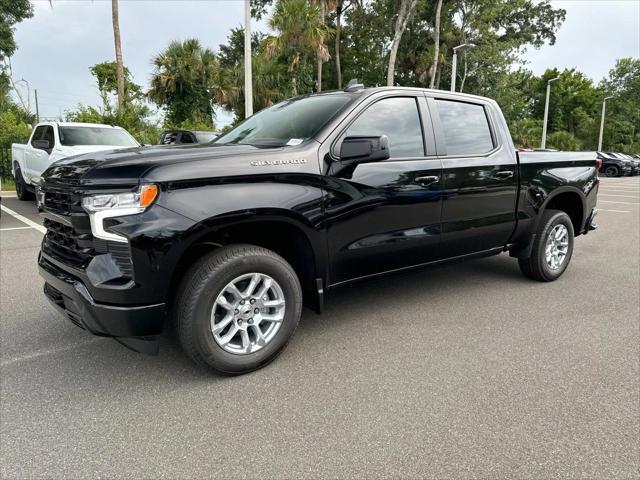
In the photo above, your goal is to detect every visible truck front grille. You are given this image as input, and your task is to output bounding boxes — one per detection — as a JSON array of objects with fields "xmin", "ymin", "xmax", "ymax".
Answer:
[
  {"xmin": 43, "ymin": 218, "xmax": 95, "ymax": 269},
  {"xmin": 40, "ymin": 183, "xmax": 134, "ymax": 278}
]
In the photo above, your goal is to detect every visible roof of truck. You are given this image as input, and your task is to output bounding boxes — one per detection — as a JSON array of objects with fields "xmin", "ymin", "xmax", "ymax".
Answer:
[{"xmin": 37, "ymin": 122, "xmax": 125, "ymax": 129}]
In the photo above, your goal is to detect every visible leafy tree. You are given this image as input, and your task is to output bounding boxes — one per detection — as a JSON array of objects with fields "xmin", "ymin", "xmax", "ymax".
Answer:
[
  {"xmin": 148, "ymin": 39, "xmax": 219, "ymax": 127},
  {"xmin": 387, "ymin": 0, "xmax": 417, "ymax": 86},
  {"xmin": 547, "ymin": 131, "xmax": 580, "ymax": 151},
  {"xmin": 67, "ymin": 62, "xmax": 160, "ymax": 145},
  {"xmin": 600, "ymin": 58, "xmax": 640, "ymax": 152},
  {"xmin": 0, "ymin": 0, "xmax": 33, "ymax": 61}
]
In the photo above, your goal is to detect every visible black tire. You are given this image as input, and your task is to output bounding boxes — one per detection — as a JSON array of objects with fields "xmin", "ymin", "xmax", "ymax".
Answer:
[
  {"xmin": 603, "ymin": 165, "xmax": 619, "ymax": 177},
  {"xmin": 14, "ymin": 167, "xmax": 34, "ymax": 201},
  {"xmin": 173, "ymin": 244, "xmax": 303, "ymax": 375},
  {"xmin": 518, "ymin": 209, "xmax": 574, "ymax": 282}
]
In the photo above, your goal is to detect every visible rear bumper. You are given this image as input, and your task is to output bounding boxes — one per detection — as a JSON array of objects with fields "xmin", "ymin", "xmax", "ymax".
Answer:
[{"xmin": 39, "ymin": 254, "xmax": 165, "ymax": 350}]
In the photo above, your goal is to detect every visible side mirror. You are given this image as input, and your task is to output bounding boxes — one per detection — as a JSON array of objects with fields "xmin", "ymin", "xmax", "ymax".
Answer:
[
  {"xmin": 339, "ymin": 135, "xmax": 390, "ymax": 163},
  {"xmin": 32, "ymin": 139, "xmax": 50, "ymax": 151}
]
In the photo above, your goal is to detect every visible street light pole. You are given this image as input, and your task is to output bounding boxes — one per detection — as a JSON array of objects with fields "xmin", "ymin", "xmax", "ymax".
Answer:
[
  {"xmin": 598, "ymin": 96, "xmax": 614, "ymax": 151},
  {"xmin": 541, "ymin": 76, "xmax": 559, "ymax": 149},
  {"xmin": 244, "ymin": 0, "xmax": 253, "ymax": 118},
  {"xmin": 450, "ymin": 43, "xmax": 475, "ymax": 92}
]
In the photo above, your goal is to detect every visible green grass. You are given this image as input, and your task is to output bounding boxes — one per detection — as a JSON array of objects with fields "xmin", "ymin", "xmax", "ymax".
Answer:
[{"xmin": 1, "ymin": 177, "xmax": 16, "ymax": 192}]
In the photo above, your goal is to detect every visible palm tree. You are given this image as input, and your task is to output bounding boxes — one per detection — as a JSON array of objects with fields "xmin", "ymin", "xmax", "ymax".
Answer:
[
  {"xmin": 311, "ymin": 0, "xmax": 337, "ymax": 92},
  {"xmin": 148, "ymin": 39, "xmax": 219, "ymax": 126},
  {"xmin": 264, "ymin": 0, "xmax": 332, "ymax": 96},
  {"xmin": 111, "ymin": 0, "xmax": 125, "ymax": 112}
]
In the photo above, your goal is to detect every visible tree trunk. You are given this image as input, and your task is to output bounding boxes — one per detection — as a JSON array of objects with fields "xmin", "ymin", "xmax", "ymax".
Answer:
[
  {"xmin": 460, "ymin": 50, "xmax": 468, "ymax": 92},
  {"xmin": 335, "ymin": 1, "xmax": 343, "ymax": 88},
  {"xmin": 429, "ymin": 0, "xmax": 443, "ymax": 89},
  {"xmin": 386, "ymin": 0, "xmax": 417, "ymax": 86},
  {"xmin": 316, "ymin": 3, "xmax": 326, "ymax": 92},
  {"xmin": 111, "ymin": 0, "xmax": 125, "ymax": 112}
]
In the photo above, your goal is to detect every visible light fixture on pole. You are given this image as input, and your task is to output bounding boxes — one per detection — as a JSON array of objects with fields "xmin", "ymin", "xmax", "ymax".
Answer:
[
  {"xmin": 244, "ymin": 0, "xmax": 253, "ymax": 118},
  {"xmin": 541, "ymin": 76, "xmax": 560, "ymax": 149},
  {"xmin": 450, "ymin": 43, "xmax": 476, "ymax": 92},
  {"xmin": 598, "ymin": 96, "xmax": 614, "ymax": 152}
]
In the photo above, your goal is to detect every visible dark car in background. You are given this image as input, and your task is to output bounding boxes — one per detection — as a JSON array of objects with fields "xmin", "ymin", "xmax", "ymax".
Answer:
[
  {"xmin": 159, "ymin": 129, "xmax": 219, "ymax": 145},
  {"xmin": 597, "ymin": 151, "xmax": 633, "ymax": 177}
]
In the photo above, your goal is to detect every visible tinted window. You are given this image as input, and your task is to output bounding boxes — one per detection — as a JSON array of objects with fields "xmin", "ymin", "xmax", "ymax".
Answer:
[
  {"xmin": 58, "ymin": 127, "xmax": 138, "ymax": 147},
  {"xmin": 436, "ymin": 100, "xmax": 494, "ymax": 156},
  {"xmin": 31, "ymin": 126, "xmax": 47, "ymax": 146},
  {"xmin": 215, "ymin": 94, "xmax": 356, "ymax": 147},
  {"xmin": 180, "ymin": 132, "xmax": 196, "ymax": 144},
  {"xmin": 346, "ymin": 97, "xmax": 424, "ymax": 158},
  {"xmin": 42, "ymin": 126, "xmax": 55, "ymax": 147}
]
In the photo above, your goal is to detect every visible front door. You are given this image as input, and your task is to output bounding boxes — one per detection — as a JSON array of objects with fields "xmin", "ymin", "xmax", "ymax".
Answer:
[
  {"xmin": 29, "ymin": 125, "xmax": 55, "ymax": 180},
  {"xmin": 324, "ymin": 95, "xmax": 443, "ymax": 285}
]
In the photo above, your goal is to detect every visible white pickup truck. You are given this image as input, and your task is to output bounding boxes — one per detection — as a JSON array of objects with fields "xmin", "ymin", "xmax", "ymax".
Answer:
[{"xmin": 11, "ymin": 122, "xmax": 139, "ymax": 200}]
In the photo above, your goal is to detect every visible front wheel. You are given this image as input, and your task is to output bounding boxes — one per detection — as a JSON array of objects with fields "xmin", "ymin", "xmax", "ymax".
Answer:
[
  {"xmin": 174, "ymin": 244, "xmax": 303, "ymax": 375},
  {"xmin": 518, "ymin": 209, "xmax": 574, "ymax": 282},
  {"xmin": 14, "ymin": 167, "xmax": 34, "ymax": 201}
]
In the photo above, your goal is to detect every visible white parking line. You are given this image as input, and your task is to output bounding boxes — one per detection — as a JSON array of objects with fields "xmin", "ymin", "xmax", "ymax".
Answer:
[
  {"xmin": 598, "ymin": 194, "xmax": 640, "ymax": 198},
  {"xmin": 599, "ymin": 209, "xmax": 630, "ymax": 213},
  {"xmin": 0, "ymin": 204, "xmax": 46, "ymax": 233},
  {"xmin": 599, "ymin": 200, "xmax": 640, "ymax": 205},
  {"xmin": 1, "ymin": 338, "xmax": 104, "ymax": 368},
  {"xmin": 0, "ymin": 226, "xmax": 34, "ymax": 231}
]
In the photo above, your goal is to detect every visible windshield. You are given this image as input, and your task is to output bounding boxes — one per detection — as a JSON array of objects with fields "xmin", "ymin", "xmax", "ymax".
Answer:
[
  {"xmin": 195, "ymin": 132, "xmax": 219, "ymax": 143},
  {"xmin": 59, "ymin": 126, "xmax": 139, "ymax": 147},
  {"xmin": 214, "ymin": 94, "xmax": 357, "ymax": 147}
]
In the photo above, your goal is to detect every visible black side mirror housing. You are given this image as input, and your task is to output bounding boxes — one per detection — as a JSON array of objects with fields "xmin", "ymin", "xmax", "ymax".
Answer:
[
  {"xmin": 339, "ymin": 135, "xmax": 390, "ymax": 164},
  {"xmin": 32, "ymin": 139, "xmax": 50, "ymax": 151},
  {"xmin": 330, "ymin": 135, "xmax": 390, "ymax": 177}
]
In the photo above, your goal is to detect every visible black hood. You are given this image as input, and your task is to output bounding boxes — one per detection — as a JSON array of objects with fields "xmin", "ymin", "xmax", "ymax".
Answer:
[{"xmin": 41, "ymin": 143, "xmax": 300, "ymax": 187}]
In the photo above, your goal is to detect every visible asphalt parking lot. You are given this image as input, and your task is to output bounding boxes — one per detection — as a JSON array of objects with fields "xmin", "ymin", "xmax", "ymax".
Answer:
[{"xmin": 1, "ymin": 177, "xmax": 639, "ymax": 479}]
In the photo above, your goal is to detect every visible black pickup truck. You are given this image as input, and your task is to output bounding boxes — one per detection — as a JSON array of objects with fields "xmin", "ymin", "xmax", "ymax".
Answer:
[{"xmin": 37, "ymin": 86, "xmax": 599, "ymax": 374}]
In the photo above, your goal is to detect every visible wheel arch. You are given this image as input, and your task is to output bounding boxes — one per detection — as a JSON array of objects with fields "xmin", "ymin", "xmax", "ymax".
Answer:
[
  {"xmin": 166, "ymin": 212, "xmax": 326, "ymax": 313},
  {"xmin": 537, "ymin": 187, "xmax": 586, "ymax": 236}
]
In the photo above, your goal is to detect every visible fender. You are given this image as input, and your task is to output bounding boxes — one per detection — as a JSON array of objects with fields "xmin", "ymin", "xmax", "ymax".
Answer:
[{"xmin": 531, "ymin": 185, "xmax": 588, "ymax": 233}]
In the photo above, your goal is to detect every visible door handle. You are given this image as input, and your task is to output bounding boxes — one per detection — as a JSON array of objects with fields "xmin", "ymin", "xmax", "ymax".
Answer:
[
  {"xmin": 414, "ymin": 175, "xmax": 439, "ymax": 186},
  {"xmin": 495, "ymin": 170, "xmax": 514, "ymax": 180}
]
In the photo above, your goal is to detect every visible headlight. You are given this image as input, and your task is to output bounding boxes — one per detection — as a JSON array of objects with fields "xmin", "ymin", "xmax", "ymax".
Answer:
[
  {"xmin": 82, "ymin": 184, "xmax": 158, "ymax": 212},
  {"xmin": 82, "ymin": 184, "xmax": 158, "ymax": 243}
]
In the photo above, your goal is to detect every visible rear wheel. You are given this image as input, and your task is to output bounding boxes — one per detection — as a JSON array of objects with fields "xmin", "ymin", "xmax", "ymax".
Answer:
[
  {"xmin": 174, "ymin": 244, "xmax": 303, "ymax": 375},
  {"xmin": 603, "ymin": 165, "xmax": 619, "ymax": 177},
  {"xmin": 518, "ymin": 209, "xmax": 574, "ymax": 282},
  {"xmin": 14, "ymin": 167, "xmax": 34, "ymax": 201}
]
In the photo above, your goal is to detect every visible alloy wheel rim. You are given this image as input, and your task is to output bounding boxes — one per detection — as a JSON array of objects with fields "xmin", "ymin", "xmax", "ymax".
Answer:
[
  {"xmin": 545, "ymin": 224, "xmax": 569, "ymax": 270},
  {"xmin": 211, "ymin": 273, "xmax": 286, "ymax": 355}
]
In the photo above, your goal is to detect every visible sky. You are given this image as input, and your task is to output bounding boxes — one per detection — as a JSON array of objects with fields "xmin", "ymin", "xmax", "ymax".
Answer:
[{"xmin": 9, "ymin": 0, "xmax": 640, "ymax": 127}]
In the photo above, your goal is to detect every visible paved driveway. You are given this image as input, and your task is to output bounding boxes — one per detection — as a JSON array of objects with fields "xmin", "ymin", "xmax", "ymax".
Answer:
[{"xmin": 1, "ymin": 177, "xmax": 638, "ymax": 479}]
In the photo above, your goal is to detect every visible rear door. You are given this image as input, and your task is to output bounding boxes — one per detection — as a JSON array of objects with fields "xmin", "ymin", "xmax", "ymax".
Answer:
[
  {"xmin": 324, "ymin": 93, "xmax": 443, "ymax": 284},
  {"xmin": 429, "ymin": 95, "xmax": 518, "ymax": 256}
]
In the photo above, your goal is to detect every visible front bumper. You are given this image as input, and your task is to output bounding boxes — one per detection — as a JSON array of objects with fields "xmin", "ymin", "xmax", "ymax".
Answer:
[{"xmin": 39, "ymin": 254, "xmax": 165, "ymax": 353}]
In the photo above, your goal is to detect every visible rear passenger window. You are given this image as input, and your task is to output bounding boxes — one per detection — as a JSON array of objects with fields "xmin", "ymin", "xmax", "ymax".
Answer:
[
  {"xmin": 346, "ymin": 97, "xmax": 424, "ymax": 158},
  {"xmin": 436, "ymin": 100, "xmax": 494, "ymax": 156}
]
